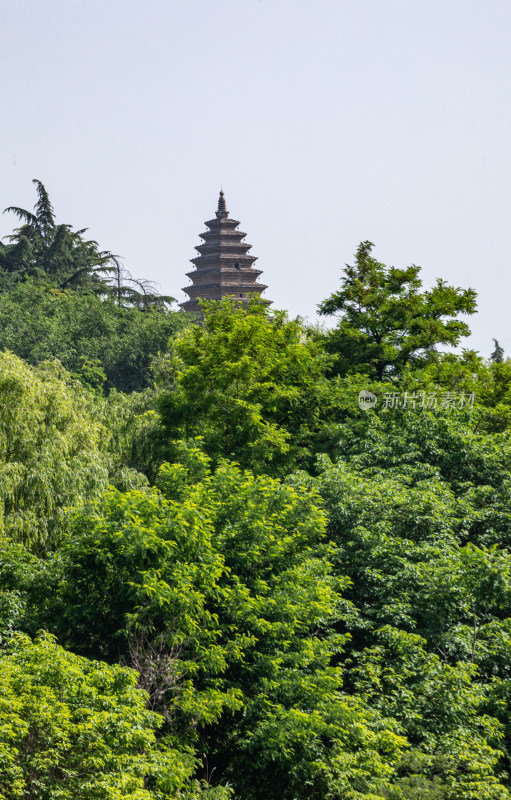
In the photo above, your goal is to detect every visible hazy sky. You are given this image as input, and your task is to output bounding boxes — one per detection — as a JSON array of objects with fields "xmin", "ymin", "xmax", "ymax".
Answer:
[{"xmin": 1, "ymin": 0, "xmax": 510, "ymax": 355}]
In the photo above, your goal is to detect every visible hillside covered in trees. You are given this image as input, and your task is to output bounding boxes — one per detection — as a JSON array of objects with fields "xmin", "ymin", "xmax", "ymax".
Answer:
[{"xmin": 2, "ymin": 183, "xmax": 511, "ymax": 799}]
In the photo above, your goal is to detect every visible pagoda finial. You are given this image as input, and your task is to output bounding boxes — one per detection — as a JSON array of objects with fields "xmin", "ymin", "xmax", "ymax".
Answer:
[{"xmin": 216, "ymin": 189, "xmax": 228, "ymax": 218}]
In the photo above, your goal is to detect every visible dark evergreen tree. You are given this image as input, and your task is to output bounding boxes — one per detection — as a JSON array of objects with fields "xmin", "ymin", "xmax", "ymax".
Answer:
[
  {"xmin": 1, "ymin": 179, "xmax": 117, "ymax": 292},
  {"xmin": 490, "ymin": 338, "xmax": 505, "ymax": 363},
  {"xmin": 1, "ymin": 179, "xmax": 174, "ymax": 309}
]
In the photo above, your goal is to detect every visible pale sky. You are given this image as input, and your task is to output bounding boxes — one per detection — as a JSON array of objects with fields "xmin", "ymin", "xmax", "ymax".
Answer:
[{"xmin": 1, "ymin": 0, "xmax": 510, "ymax": 356}]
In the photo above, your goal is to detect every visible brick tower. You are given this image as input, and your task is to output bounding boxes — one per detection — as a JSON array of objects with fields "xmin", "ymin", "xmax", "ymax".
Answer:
[{"xmin": 181, "ymin": 191, "xmax": 270, "ymax": 313}]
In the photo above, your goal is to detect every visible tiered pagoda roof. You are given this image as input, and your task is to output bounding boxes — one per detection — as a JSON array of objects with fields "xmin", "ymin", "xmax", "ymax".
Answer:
[{"xmin": 181, "ymin": 191, "xmax": 270, "ymax": 313}]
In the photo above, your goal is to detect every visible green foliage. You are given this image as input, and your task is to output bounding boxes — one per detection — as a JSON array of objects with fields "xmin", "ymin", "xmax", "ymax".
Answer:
[
  {"xmin": 319, "ymin": 241, "xmax": 477, "ymax": 379},
  {"xmin": 0, "ymin": 631, "xmax": 226, "ymax": 800},
  {"xmin": 386, "ymin": 349, "xmax": 511, "ymax": 433},
  {"xmin": 1, "ymin": 179, "xmax": 177, "ymax": 310},
  {"xmin": 0, "ymin": 351, "xmax": 112, "ymax": 550},
  {"xmin": 157, "ymin": 298, "xmax": 341, "ymax": 474},
  {"xmin": 41, "ymin": 450, "xmax": 409, "ymax": 799},
  {"xmin": 3, "ymin": 206, "xmax": 511, "ymax": 798},
  {"xmin": 355, "ymin": 629, "xmax": 508, "ymax": 800},
  {"xmin": 473, "ymin": 359, "xmax": 511, "ymax": 432},
  {"xmin": 491, "ymin": 339, "xmax": 505, "ymax": 363},
  {"xmin": 0, "ymin": 180, "xmax": 191, "ymax": 394},
  {"xmin": 0, "ymin": 536, "xmax": 37, "ymax": 639},
  {"xmin": 0, "ymin": 282, "xmax": 189, "ymax": 392},
  {"xmin": 296, "ymin": 409, "xmax": 511, "ymax": 797},
  {"xmin": 1, "ymin": 179, "xmax": 120, "ymax": 293}
]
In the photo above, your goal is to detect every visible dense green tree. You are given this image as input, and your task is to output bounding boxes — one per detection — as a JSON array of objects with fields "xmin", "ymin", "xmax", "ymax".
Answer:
[
  {"xmin": 0, "ymin": 351, "xmax": 113, "ymax": 550},
  {"xmin": 39, "ymin": 448, "xmax": 409, "ymax": 800},
  {"xmin": 1, "ymin": 179, "xmax": 175, "ymax": 309},
  {"xmin": 157, "ymin": 298, "xmax": 342, "ymax": 475},
  {"xmin": 0, "ymin": 536, "xmax": 37, "ymax": 638},
  {"xmin": 0, "ymin": 632, "xmax": 227, "ymax": 800},
  {"xmin": 1, "ymin": 179, "xmax": 118, "ymax": 292},
  {"xmin": 318, "ymin": 241, "xmax": 477, "ymax": 380},
  {"xmin": 3, "ymin": 189, "xmax": 511, "ymax": 799},
  {"xmin": 289, "ymin": 408, "xmax": 511, "ymax": 797},
  {"xmin": 356, "ymin": 628, "xmax": 509, "ymax": 800},
  {"xmin": 469, "ymin": 358, "xmax": 511, "ymax": 432},
  {"xmin": 0, "ymin": 282, "xmax": 189, "ymax": 393},
  {"xmin": 394, "ymin": 348, "xmax": 511, "ymax": 433},
  {"xmin": 34, "ymin": 424, "xmax": 511, "ymax": 797}
]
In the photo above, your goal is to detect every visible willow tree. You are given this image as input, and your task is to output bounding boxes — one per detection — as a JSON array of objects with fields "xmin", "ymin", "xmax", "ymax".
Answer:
[{"xmin": 0, "ymin": 351, "xmax": 111, "ymax": 550}]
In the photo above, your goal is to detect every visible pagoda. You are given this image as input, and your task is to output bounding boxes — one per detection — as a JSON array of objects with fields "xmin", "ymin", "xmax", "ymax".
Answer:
[{"xmin": 181, "ymin": 191, "xmax": 270, "ymax": 313}]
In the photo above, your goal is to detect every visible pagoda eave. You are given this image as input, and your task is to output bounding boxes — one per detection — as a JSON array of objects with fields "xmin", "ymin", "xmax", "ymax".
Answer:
[
  {"xmin": 181, "ymin": 190, "xmax": 271, "ymax": 311},
  {"xmin": 183, "ymin": 282, "xmax": 268, "ymax": 296}
]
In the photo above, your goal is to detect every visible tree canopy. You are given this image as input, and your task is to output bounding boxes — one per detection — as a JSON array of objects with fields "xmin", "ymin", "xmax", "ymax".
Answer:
[
  {"xmin": 0, "ymin": 282, "xmax": 189, "ymax": 393},
  {"xmin": 0, "ymin": 351, "xmax": 111, "ymax": 551},
  {"xmin": 1, "ymin": 179, "xmax": 118, "ymax": 293},
  {"xmin": 318, "ymin": 241, "xmax": 477, "ymax": 380},
  {"xmin": 0, "ymin": 180, "xmax": 191, "ymax": 393},
  {"xmin": 0, "ymin": 631, "xmax": 225, "ymax": 800},
  {"xmin": 2, "ymin": 200, "xmax": 511, "ymax": 798},
  {"xmin": 156, "ymin": 297, "xmax": 342, "ymax": 475}
]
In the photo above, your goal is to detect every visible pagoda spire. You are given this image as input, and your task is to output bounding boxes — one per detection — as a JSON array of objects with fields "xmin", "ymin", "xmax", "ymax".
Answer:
[
  {"xmin": 181, "ymin": 191, "xmax": 271, "ymax": 314},
  {"xmin": 216, "ymin": 189, "xmax": 228, "ymax": 217}
]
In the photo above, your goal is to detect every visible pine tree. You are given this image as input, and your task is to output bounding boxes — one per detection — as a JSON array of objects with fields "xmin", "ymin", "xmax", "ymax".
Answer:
[{"xmin": 490, "ymin": 338, "xmax": 505, "ymax": 363}]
